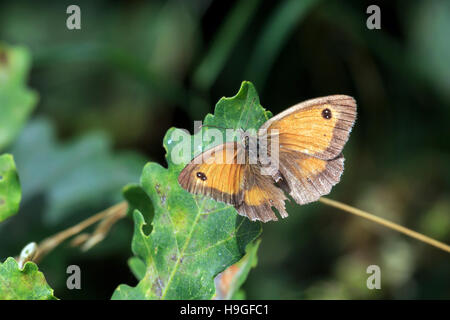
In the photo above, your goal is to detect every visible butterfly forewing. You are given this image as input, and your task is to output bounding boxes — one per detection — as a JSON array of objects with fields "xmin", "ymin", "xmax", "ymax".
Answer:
[
  {"xmin": 178, "ymin": 142, "xmax": 245, "ymax": 206},
  {"xmin": 261, "ymin": 95, "xmax": 356, "ymax": 160}
]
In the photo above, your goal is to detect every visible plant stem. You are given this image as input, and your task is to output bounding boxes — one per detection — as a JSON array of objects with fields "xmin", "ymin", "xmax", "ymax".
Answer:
[
  {"xmin": 319, "ymin": 197, "xmax": 450, "ymax": 253},
  {"xmin": 26, "ymin": 196, "xmax": 449, "ymax": 264},
  {"xmin": 32, "ymin": 202, "xmax": 128, "ymax": 263}
]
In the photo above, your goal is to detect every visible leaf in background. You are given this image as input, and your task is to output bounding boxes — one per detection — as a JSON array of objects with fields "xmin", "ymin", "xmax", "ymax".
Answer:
[
  {"xmin": 193, "ymin": 0, "xmax": 261, "ymax": 91},
  {"xmin": 0, "ymin": 154, "xmax": 21, "ymax": 223},
  {"xmin": 0, "ymin": 257, "xmax": 56, "ymax": 300},
  {"xmin": 213, "ymin": 239, "xmax": 260, "ymax": 300},
  {"xmin": 9, "ymin": 117, "xmax": 147, "ymax": 225},
  {"xmin": 0, "ymin": 45, "xmax": 37, "ymax": 151},
  {"xmin": 420, "ymin": 199, "xmax": 450, "ymax": 240},
  {"xmin": 245, "ymin": 0, "xmax": 318, "ymax": 89},
  {"xmin": 408, "ymin": 0, "xmax": 450, "ymax": 101},
  {"xmin": 112, "ymin": 81, "xmax": 265, "ymax": 299}
]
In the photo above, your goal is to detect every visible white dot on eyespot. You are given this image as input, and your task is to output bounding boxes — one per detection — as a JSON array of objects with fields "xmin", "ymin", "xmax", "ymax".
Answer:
[{"xmin": 167, "ymin": 139, "xmax": 172, "ymax": 145}]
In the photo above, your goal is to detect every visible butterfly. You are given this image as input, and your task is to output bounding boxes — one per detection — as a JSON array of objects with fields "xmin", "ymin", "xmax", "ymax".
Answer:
[{"xmin": 178, "ymin": 95, "xmax": 357, "ymax": 222}]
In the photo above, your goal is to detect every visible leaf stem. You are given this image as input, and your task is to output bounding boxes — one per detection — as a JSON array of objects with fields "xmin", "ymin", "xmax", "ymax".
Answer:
[
  {"xmin": 32, "ymin": 202, "xmax": 128, "ymax": 263},
  {"xmin": 319, "ymin": 197, "xmax": 450, "ymax": 253}
]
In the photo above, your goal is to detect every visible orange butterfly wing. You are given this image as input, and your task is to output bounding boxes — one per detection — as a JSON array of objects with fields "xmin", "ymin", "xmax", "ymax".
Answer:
[
  {"xmin": 178, "ymin": 142, "xmax": 245, "ymax": 206},
  {"xmin": 178, "ymin": 142, "xmax": 287, "ymax": 222},
  {"xmin": 237, "ymin": 165, "xmax": 288, "ymax": 222},
  {"xmin": 260, "ymin": 95, "xmax": 356, "ymax": 205},
  {"xmin": 261, "ymin": 95, "xmax": 356, "ymax": 160},
  {"xmin": 276, "ymin": 151, "xmax": 345, "ymax": 204}
]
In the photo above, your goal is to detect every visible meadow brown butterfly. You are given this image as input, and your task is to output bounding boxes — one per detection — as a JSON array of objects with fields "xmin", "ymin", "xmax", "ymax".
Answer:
[{"xmin": 178, "ymin": 95, "xmax": 357, "ymax": 222}]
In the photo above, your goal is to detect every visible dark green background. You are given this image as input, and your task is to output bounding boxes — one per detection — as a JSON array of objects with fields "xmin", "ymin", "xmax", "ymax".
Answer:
[{"xmin": 0, "ymin": 0, "xmax": 449, "ymax": 299}]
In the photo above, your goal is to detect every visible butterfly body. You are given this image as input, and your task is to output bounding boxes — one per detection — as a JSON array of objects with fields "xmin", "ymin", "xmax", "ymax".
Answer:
[{"xmin": 178, "ymin": 95, "xmax": 357, "ymax": 222}]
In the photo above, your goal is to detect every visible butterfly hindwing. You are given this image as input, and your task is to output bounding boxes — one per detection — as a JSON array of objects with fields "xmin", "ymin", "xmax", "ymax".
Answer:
[
  {"xmin": 277, "ymin": 152, "xmax": 345, "ymax": 205},
  {"xmin": 236, "ymin": 165, "xmax": 288, "ymax": 222}
]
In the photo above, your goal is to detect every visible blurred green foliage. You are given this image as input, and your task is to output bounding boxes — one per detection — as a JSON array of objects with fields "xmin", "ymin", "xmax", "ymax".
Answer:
[
  {"xmin": 0, "ymin": 0, "xmax": 449, "ymax": 299},
  {"xmin": 0, "ymin": 45, "xmax": 37, "ymax": 151},
  {"xmin": 10, "ymin": 118, "xmax": 146, "ymax": 224},
  {"xmin": 0, "ymin": 154, "xmax": 21, "ymax": 222}
]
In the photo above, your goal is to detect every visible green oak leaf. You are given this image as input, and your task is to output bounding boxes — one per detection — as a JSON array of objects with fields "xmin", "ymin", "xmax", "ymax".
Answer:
[
  {"xmin": 127, "ymin": 256, "xmax": 147, "ymax": 281},
  {"xmin": 0, "ymin": 257, "xmax": 56, "ymax": 300},
  {"xmin": 0, "ymin": 45, "xmax": 38, "ymax": 151},
  {"xmin": 214, "ymin": 239, "xmax": 261, "ymax": 300},
  {"xmin": 122, "ymin": 183, "xmax": 154, "ymax": 235},
  {"xmin": 202, "ymin": 82, "xmax": 273, "ymax": 131},
  {"xmin": 113, "ymin": 81, "xmax": 267, "ymax": 299},
  {"xmin": 0, "ymin": 154, "xmax": 21, "ymax": 222}
]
